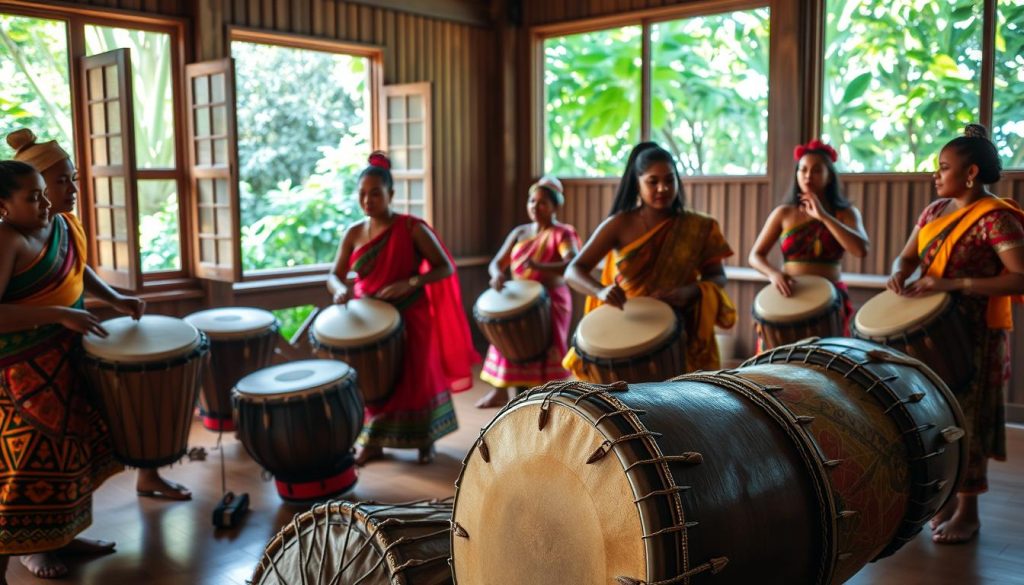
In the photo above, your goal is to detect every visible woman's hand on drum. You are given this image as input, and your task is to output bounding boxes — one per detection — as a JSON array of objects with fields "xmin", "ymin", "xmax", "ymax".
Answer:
[
  {"xmin": 597, "ymin": 283, "xmax": 626, "ymax": 309},
  {"xmin": 652, "ymin": 284, "xmax": 700, "ymax": 308},
  {"xmin": 112, "ymin": 294, "xmax": 146, "ymax": 320},
  {"xmin": 489, "ymin": 272, "xmax": 507, "ymax": 291},
  {"xmin": 59, "ymin": 307, "xmax": 109, "ymax": 337},
  {"xmin": 770, "ymin": 272, "xmax": 796, "ymax": 297},
  {"xmin": 333, "ymin": 286, "xmax": 353, "ymax": 305},
  {"xmin": 376, "ymin": 280, "xmax": 414, "ymax": 301},
  {"xmin": 904, "ymin": 276, "xmax": 955, "ymax": 297}
]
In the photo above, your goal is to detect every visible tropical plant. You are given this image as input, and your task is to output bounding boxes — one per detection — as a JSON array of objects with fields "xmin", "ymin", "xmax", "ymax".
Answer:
[
  {"xmin": 993, "ymin": 0, "xmax": 1024, "ymax": 168},
  {"xmin": 271, "ymin": 304, "xmax": 317, "ymax": 342}
]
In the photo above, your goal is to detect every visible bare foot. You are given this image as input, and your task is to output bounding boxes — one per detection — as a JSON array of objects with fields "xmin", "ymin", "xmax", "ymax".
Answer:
[
  {"xmin": 62, "ymin": 537, "xmax": 115, "ymax": 555},
  {"xmin": 20, "ymin": 553, "xmax": 67, "ymax": 579},
  {"xmin": 136, "ymin": 469, "xmax": 192, "ymax": 501},
  {"xmin": 355, "ymin": 445, "xmax": 384, "ymax": 466},
  {"xmin": 933, "ymin": 494, "xmax": 980, "ymax": 544},
  {"xmin": 418, "ymin": 444, "xmax": 436, "ymax": 465},
  {"xmin": 930, "ymin": 496, "xmax": 957, "ymax": 530},
  {"xmin": 475, "ymin": 388, "xmax": 510, "ymax": 409}
]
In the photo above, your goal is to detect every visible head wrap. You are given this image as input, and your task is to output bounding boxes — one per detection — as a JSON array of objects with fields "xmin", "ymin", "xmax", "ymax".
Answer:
[
  {"xmin": 530, "ymin": 175, "xmax": 564, "ymax": 206},
  {"xmin": 7, "ymin": 128, "xmax": 70, "ymax": 173},
  {"xmin": 793, "ymin": 139, "xmax": 838, "ymax": 163}
]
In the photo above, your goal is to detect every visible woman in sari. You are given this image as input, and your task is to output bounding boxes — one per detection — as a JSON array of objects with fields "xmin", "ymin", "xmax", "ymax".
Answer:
[
  {"xmin": 476, "ymin": 176, "xmax": 581, "ymax": 408},
  {"xmin": 9, "ymin": 129, "xmax": 190, "ymax": 503},
  {"xmin": 0, "ymin": 161, "xmax": 122, "ymax": 580},
  {"xmin": 888, "ymin": 124, "xmax": 1024, "ymax": 544},
  {"xmin": 328, "ymin": 152, "xmax": 478, "ymax": 465},
  {"xmin": 748, "ymin": 139, "xmax": 869, "ymax": 340},
  {"xmin": 563, "ymin": 142, "xmax": 736, "ymax": 375}
]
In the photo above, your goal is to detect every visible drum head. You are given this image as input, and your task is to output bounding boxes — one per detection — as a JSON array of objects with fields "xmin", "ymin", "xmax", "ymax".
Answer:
[
  {"xmin": 311, "ymin": 299, "xmax": 401, "ymax": 347},
  {"xmin": 854, "ymin": 290, "xmax": 949, "ymax": 337},
  {"xmin": 575, "ymin": 297, "xmax": 676, "ymax": 359},
  {"xmin": 184, "ymin": 307, "xmax": 277, "ymax": 339},
  {"xmin": 83, "ymin": 315, "xmax": 200, "ymax": 363},
  {"xmin": 475, "ymin": 280, "xmax": 544, "ymax": 318},
  {"xmin": 754, "ymin": 274, "xmax": 837, "ymax": 322},
  {"xmin": 235, "ymin": 359, "xmax": 352, "ymax": 399}
]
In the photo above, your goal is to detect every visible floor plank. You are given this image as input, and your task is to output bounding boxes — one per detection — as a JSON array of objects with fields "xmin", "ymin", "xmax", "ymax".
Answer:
[{"xmin": 4, "ymin": 371, "xmax": 1022, "ymax": 584}]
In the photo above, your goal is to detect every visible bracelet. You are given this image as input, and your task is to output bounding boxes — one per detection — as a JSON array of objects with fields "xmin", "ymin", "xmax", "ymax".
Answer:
[{"xmin": 963, "ymin": 278, "xmax": 972, "ymax": 292}]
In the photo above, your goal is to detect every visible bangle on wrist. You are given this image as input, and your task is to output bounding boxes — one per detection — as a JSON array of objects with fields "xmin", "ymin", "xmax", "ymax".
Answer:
[{"xmin": 962, "ymin": 278, "xmax": 973, "ymax": 292}]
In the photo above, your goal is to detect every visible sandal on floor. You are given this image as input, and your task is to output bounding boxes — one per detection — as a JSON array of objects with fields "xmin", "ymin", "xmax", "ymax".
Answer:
[{"xmin": 137, "ymin": 480, "xmax": 192, "ymax": 501}]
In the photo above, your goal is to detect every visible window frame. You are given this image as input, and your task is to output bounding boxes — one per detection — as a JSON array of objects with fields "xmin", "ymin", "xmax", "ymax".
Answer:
[
  {"xmin": 227, "ymin": 26, "xmax": 384, "ymax": 283},
  {"xmin": 532, "ymin": 0, "xmax": 771, "ymax": 179}
]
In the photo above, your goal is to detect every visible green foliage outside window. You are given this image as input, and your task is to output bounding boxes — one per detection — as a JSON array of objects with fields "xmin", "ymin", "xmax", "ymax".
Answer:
[
  {"xmin": 271, "ymin": 304, "xmax": 317, "ymax": 343},
  {"xmin": 994, "ymin": 0, "xmax": 1024, "ymax": 169}
]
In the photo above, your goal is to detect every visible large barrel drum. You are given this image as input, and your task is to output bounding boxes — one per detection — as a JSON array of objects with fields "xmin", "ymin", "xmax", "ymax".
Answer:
[{"xmin": 451, "ymin": 338, "xmax": 965, "ymax": 585}]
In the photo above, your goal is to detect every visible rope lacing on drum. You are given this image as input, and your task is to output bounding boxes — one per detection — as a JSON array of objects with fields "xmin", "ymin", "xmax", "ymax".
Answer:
[
  {"xmin": 623, "ymin": 452, "xmax": 704, "ymax": 472},
  {"xmin": 350, "ymin": 527, "xmax": 452, "ymax": 585},
  {"xmin": 586, "ymin": 431, "xmax": 663, "ymax": 464},
  {"xmin": 883, "ymin": 392, "xmax": 926, "ymax": 414},
  {"xmin": 634, "ymin": 485, "xmax": 692, "ymax": 503},
  {"xmin": 616, "ymin": 556, "xmax": 730, "ymax": 585},
  {"xmin": 594, "ymin": 408, "xmax": 647, "ymax": 425}
]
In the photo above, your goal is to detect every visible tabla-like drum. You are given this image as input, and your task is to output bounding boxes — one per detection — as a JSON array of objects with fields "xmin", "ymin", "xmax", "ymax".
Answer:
[
  {"xmin": 451, "ymin": 338, "xmax": 965, "ymax": 585},
  {"xmin": 853, "ymin": 289, "xmax": 974, "ymax": 390},
  {"xmin": 474, "ymin": 280, "xmax": 552, "ymax": 363},
  {"xmin": 184, "ymin": 307, "xmax": 279, "ymax": 431},
  {"xmin": 311, "ymin": 299, "xmax": 403, "ymax": 406},
  {"xmin": 753, "ymin": 274, "xmax": 844, "ymax": 350},
  {"xmin": 233, "ymin": 360, "xmax": 363, "ymax": 502},
  {"xmin": 81, "ymin": 315, "xmax": 208, "ymax": 468},
  {"xmin": 251, "ymin": 500, "xmax": 453, "ymax": 585},
  {"xmin": 570, "ymin": 296, "xmax": 685, "ymax": 383}
]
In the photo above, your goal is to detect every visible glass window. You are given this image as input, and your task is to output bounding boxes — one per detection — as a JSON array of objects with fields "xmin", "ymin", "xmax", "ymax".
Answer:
[
  {"xmin": 137, "ymin": 179, "xmax": 180, "ymax": 271},
  {"xmin": 232, "ymin": 40, "xmax": 371, "ymax": 273},
  {"xmin": 994, "ymin": 0, "xmax": 1024, "ymax": 169},
  {"xmin": 650, "ymin": 9, "xmax": 770, "ymax": 175},
  {"xmin": 544, "ymin": 26, "xmax": 642, "ymax": 177},
  {"xmin": 822, "ymin": 0, "xmax": 984, "ymax": 172}
]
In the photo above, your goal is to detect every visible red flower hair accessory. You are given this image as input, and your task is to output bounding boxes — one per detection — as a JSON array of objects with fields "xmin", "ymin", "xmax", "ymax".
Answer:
[
  {"xmin": 368, "ymin": 151, "xmax": 391, "ymax": 170},
  {"xmin": 793, "ymin": 139, "xmax": 838, "ymax": 163}
]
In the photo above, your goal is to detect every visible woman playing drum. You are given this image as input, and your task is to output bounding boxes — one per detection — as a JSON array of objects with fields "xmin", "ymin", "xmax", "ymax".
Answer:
[
  {"xmin": 327, "ymin": 152, "xmax": 478, "ymax": 466},
  {"xmin": 476, "ymin": 176, "xmax": 581, "ymax": 408},
  {"xmin": 11, "ymin": 129, "xmax": 192, "ymax": 503},
  {"xmin": 748, "ymin": 139, "xmax": 869, "ymax": 337},
  {"xmin": 887, "ymin": 124, "xmax": 1024, "ymax": 544},
  {"xmin": 563, "ymin": 142, "xmax": 736, "ymax": 375}
]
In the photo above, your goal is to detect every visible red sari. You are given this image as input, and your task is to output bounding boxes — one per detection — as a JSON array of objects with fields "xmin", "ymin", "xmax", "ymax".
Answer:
[
  {"xmin": 481, "ymin": 223, "xmax": 580, "ymax": 388},
  {"xmin": 348, "ymin": 214, "xmax": 478, "ymax": 448}
]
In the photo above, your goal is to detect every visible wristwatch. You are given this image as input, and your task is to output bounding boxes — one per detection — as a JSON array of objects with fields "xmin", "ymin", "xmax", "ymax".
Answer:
[{"xmin": 408, "ymin": 275, "xmax": 422, "ymax": 288}]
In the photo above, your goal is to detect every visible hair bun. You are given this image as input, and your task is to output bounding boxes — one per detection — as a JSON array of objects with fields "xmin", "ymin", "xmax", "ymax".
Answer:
[
  {"xmin": 964, "ymin": 124, "xmax": 988, "ymax": 140},
  {"xmin": 6, "ymin": 128, "xmax": 37, "ymax": 153},
  {"xmin": 368, "ymin": 151, "xmax": 391, "ymax": 170}
]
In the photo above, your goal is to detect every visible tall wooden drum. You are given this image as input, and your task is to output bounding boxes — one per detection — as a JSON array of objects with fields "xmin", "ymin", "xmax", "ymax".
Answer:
[
  {"xmin": 185, "ymin": 307, "xmax": 279, "ymax": 431},
  {"xmin": 474, "ymin": 280, "xmax": 552, "ymax": 362},
  {"xmin": 753, "ymin": 274, "xmax": 844, "ymax": 349},
  {"xmin": 451, "ymin": 338, "xmax": 965, "ymax": 585},
  {"xmin": 853, "ymin": 289, "xmax": 974, "ymax": 390},
  {"xmin": 233, "ymin": 360, "xmax": 363, "ymax": 502},
  {"xmin": 251, "ymin": 499, "xmax": 454, "ymax": 585},
  {"xmin": 311, "ymin": 299, "xmax": 404, "ymax": 406},
  {"xmin": 570, "ymin": 297, "xmax": 685, "ymax": 383},
  {"xmin": 81, "ymin": 315, "xmax": 208, "ymax": 468}
]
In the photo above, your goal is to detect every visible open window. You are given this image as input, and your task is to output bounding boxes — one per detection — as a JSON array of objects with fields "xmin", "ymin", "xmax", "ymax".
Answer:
[{"xmin": 379, "ymin": 82, "xmax": 433, "ymax": 220}]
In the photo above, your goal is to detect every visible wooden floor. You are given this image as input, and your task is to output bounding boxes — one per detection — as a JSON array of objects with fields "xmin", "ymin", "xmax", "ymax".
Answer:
[{"xmin": 5, "ymin": 371, "xmax": 1023, "ymax": 585}]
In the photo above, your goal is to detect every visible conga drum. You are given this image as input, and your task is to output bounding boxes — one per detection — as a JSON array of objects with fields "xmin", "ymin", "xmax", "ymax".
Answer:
[
  {"xmin": 81, "ymin": 315, "xmax": 208, "ymax": 468},
  {"xmin": 233, "ymin": 359, "xmax": 363, "ymax": 502},
  {"xmin": 311, "ymin": 299, "xmax": 404, "ymax": 406},
  {"xmin": 853, "ymin": 289, "xmax": 974, "ymax": 390},
  {"xmin": 570, "ymin": 296, "xmax": 685, "ymax": 383},
  {"xmin": 451, "ymin": 338, "xmax": 965, "ymax": 585},
  {"xmin": 251, "ymin": 499, "xmax": 453, "ymax": 585},
  {"xmin": 753, "ymin": 274, "xmax": 844, "ymax": 350},
  {"xmin": 474, "ymin": 280, "xmax": 552, "ymax": 362},
  {"xmin": 184, "ymin": 307, "xmax": 279, "ymax": 431}
]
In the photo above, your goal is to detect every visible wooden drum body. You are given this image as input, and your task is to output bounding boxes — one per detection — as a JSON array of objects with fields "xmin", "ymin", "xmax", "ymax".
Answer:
[
  {"xmin": 753, "ymin": 274, "xmax": 844, "ymax": 350},
  {"xmin": 311, "ymin": 299, "xmax": 404, "ymax": 407},
  {"xmin": 853, "ymin": 290, "xmax": 974, "ymax": 390},
  {"xmin": 185, "ymin": 307, "xmax": 279, "ymax": 431},
  {"xmin": 251, "ymin": 500, "xmax": 453, "ymax": 585},
  {"xmin": 81, "ymin": 315, "xmax": 208, "ymax": 468},
  {"xmin": 233, "ymin": 360, "xmax": 363, "ymax": 502},
  {"xmin": 571, "ymin": 296, "xmax": 685, "ymax": 383},
  {"xmin": 474, "ymin": 280, "xmax": 552, "ymax": 363},
  {"xmin": 451, "ymin": 338, "xmax": 965, "ymax": 585}
]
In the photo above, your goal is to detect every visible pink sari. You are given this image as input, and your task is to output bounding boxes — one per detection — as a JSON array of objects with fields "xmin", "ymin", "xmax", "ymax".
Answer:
[
  {"xmin": 481, "ymin": 224, "xmax": 580, "ymax": 388},
  {"xmin": 349, "ymin": 214, "xmax": 479, "ymax": 448}
]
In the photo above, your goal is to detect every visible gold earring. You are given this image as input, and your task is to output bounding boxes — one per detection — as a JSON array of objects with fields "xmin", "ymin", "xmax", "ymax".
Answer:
[{"xmin": 966, "ymin": 178, "xmax": 974, "ymax": 189}]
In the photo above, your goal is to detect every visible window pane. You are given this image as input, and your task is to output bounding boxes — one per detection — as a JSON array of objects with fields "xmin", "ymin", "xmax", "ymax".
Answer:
[
  {"xmin": 822, "ymin": 0, "xmax": 983, "ymax": 172},
  {"xmin": 995, "ymin": 0, "xmax": 1024, "ymax": 169},
  {"xmin": 0, "ymin": 15, "xmax": 73, "ymax": 154},
  {"xmin": 544, "ymin": 26, "xmax": 642, "ymax": 177},
  {"xmin": 137, "ymin": 179, "xmax": 181, "ymax": 272},
  {"xmin": 270, "ymin": 304, "xmax": 317, "ymax": 342},
  {"xmin": 233, "ymin": 41, "xmax": 371, "ymax": 272},
  {"xmin": 85, "ymin": 25, "xmax": 176, "ymax": 169},
  {"xmin": 650, "ymin": 9, "xmax": 769, "ymax": 175}
]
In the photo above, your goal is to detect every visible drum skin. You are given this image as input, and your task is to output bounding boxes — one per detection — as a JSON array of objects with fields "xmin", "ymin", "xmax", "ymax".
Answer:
[
  {"xmin": 251, "ymin": 500, "xmax": 453, "ymax": 585},
  {"xmin": 474, "ymin": 287, "xmax": 552, "ymax": 363},
  {"xmin": 197, "ymin": 327, "xmax": 278, "ymax": 431},
  {"xmin": 753, "ymin": 275, "xmax": 844, "ymax": 350},
  {"xmin": 451, "ymin": 338, "xmax": 965, "ymax": 585}
]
